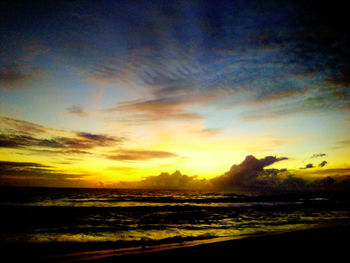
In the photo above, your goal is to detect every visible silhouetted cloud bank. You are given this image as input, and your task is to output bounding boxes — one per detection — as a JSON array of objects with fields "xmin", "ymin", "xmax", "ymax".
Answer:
[
  {"xmin": 0, "ymin": 161, "xmax": 89, "ymax": 187},
  {"xmin": 118, "ymin": 170, "xmax": 208, "ymax": 190},
  {"xmin": 115, "ymin": 155, "xmax": 350, "ymax": 194},
  {"xmin": 210, "ymin": 155, "xmax": 288, "ymax": 192}
]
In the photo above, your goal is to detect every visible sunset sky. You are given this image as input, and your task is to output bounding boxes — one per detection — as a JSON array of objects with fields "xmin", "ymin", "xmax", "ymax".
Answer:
[{"xmin": 1, "ymin": 0, "xmax": 349, "ymax": 189}]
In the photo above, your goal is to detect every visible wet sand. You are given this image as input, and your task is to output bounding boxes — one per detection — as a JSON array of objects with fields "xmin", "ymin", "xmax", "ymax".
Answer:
[
  {"xmin": 110, "ymin": 224, "xmax": 350, "ymax": 262},
  {"xmin": 2, "ymin": 224, "xmax": 349, "ymax": 262}
]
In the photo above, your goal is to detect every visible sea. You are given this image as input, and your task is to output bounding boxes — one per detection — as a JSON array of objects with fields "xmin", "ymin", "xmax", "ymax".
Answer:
[{"xmin": 1, "ymin": 187, "xmax": 350, "ymax": 251}]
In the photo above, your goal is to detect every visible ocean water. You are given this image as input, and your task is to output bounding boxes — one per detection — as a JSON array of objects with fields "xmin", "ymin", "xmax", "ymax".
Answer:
[{"xmin": 1, "ymin": 187, "xmax": 349, "ymax": 247}]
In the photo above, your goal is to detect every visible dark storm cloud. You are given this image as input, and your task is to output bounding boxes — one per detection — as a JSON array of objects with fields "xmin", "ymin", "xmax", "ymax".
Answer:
[{"xmin": 107, "ymin": 150, "xmax": 178, "ymax": 161}]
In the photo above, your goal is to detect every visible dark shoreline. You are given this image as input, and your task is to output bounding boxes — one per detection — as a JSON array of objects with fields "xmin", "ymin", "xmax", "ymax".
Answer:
[
  {"xmin": 119, "ymin": 223, "xmax": 350, "ymax": 261},
  {"xmin": 2, "ymin": 223, "xmax": 349, "ymax": 262}
]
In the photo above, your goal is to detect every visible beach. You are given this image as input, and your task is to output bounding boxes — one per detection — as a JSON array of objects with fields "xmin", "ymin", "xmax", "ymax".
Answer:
[{"xmin": 2, "ymin": 224, "xmax": 349, "ymax": 262}]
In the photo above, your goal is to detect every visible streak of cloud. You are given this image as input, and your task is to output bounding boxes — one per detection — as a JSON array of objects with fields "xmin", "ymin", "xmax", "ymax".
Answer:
[
  {"xmin": 311, "ymin": 153, "xmax": 327, "ymax": 158},
  {"xmin": 66, "ymin": 105, "xmax": 88, "ymax": 118},
  {"xmin": 0, "ymin": 64, "xmax": 43, "ymax": 89},
  {"xmin": 107, "ymin": 150, "xmax": 178, "ymax": 161},
  {"xmin": 300, "ymin": 163, "xmax": 314, "ymax": 169},
  {"xmin": 0, "ymin": 117, "xmax": 124, "ymax": 156}
]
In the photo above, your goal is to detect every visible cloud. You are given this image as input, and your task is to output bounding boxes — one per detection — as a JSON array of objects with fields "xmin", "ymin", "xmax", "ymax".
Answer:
[
  {"xmin": 112, "ymin": 154, "xmax": 350, "ymax": 193},
  {"xmin": 319, "ymin": 161, "xmax": 328, "ymax": 167},
  {"xmin": 0, "ymin": 64, "xmax": 42, "ymax": 89},
  {"xmin": 66, "ymin": 105, "xmax": 88, "ymax": 118},
  {"xmin": 1, "ymin": 117, "xmax": 48, "ymax": 134},
  {"xmin": 0, "ymin": 160, "xmax": 85, "ymax": 179},
  {"xmin": 107, "ymin": 149, "xmax": 178, "ymax": 161},
  {"xmin": 210, "ymin": 155, "xmax": 289, "ymax": 191},
  {"xmin": 0, "ymin": 132, "xmax": 121, "ymax": 151},
  {"xmin": 3, "ymin": 1, "xmax": 349, "ymax": 122},
  {"xmin": 117, "ymin": 170, "xmax": 210, "ymax": 190},
  {"xmin": 209, "ymin": 156, "xmax": 350, "ymax": 193},
  {"xmin": 0, "ymin": 117, "xmax": 124, "ymax": 155},
  {"xmin": 335, "ymin": 139, "xmax": 350, "ymax": 149},
  {"xmin": 106, "ymin": 97, "xmax": 204, "ymax": 122},
  {"xmin": 0, "ymin": 160, "xmax": 90, "ymax": 187},
  {"xmin": 300, "ymin": 163, "xmax": 314, "ymax": 169},
  {"xmin": 239, "ymin": 77, "xmax": 350, "ymax": 122},
  {"xmin": 75, "ymin": 132, "xmax": 122, "ymax": 147},
  {"xmin": 311, "ymin": 153, "xmax": 327, "ymax": 158},
  {"xmin": 254, "ymin": 89, "xmax": 308, "ymax": 104}
]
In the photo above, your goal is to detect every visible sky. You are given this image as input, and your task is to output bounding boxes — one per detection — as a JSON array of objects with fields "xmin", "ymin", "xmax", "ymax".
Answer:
[{"xmin": 1, "ymin": 0, "xmax": 350, "ymax": 191}]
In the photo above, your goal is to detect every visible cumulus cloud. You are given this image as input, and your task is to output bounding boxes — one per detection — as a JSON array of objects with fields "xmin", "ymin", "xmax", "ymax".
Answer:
[
  {"xmin": 210, "ymin": 155, "xmax": 289, "ymax": 192},
  {"xmin": 116, "ymin": 155, "xmax": 289, "ymax": 192},
  {"xmin": 117, "ymin": 170, "xmax": 210, "ymax": 190}
]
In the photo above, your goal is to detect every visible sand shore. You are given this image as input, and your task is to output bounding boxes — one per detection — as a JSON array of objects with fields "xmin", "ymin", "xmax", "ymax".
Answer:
[
  {"xmin": 110, "ymin": 224, "xmax": 350, "ymax": 262},
  {"xmin": 2, "ymin": 224, "xmax": 349, "ymax": 262}
]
